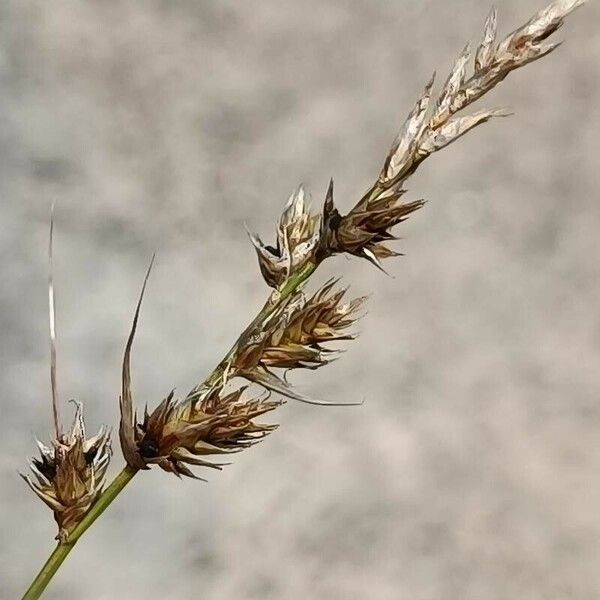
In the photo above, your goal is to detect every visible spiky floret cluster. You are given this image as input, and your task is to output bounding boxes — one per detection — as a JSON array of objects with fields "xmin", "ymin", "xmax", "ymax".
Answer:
[
  {"xmin": 321, "ymin": 180, "xmax": 425, "ymax": 270},
  {"xmin": 22, "ymin": 405, "xmax": 111, "ymax": 541},
  {"xmin": 121, "ymin": 387, "xmax": 279, "ymax": 479},
  {"xmin": 259, "ymin": 280, "xmax": 366, "ymax": 369},
  {"xmin": 232, "ymin": 280, "xmax": 366, "ymax": 403}
]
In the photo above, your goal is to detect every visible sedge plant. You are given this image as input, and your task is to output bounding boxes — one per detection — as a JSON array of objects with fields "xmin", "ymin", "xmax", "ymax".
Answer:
[{"xmin": 19, "ymin": 1, "xmax": 587, "ymax": 597}]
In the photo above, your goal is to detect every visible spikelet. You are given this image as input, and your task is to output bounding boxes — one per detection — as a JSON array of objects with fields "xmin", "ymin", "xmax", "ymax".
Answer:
[
  {"xmin": 321, "ymin": 179, "xmax": 425, "ymax": 272},
  {"xmin": 22, "ymin": 405, "xmax": 112, "ymax": 542},
  {"xmin": 233, "ymin": 279, "xmax": 366, "ymax": 404},
  {"xmin": 320, "ymin": 0, "xmax": 584, "ymax": 270},
  {"xmin": 247, "ymin": 186, "xmax": 321, "ymax": 287},
  {"xmin": 121, "ymin": 387, "xmax": 280, "ymax": 479}
]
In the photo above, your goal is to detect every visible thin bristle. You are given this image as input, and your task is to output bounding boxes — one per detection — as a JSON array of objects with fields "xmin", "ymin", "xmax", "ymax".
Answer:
[
  {"xmin": 119, "ymin": 254, "xmax": 156, "ymax": 470},
  {"xmin": 48, "ymin": 202, "xmax": 61, "ymax": 440},
  {"xmin": 122, "ymin": 253, "xmax": 156, "ymax": 397}
]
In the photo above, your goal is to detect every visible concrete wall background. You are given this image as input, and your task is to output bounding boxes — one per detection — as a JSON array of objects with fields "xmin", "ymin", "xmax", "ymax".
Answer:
[{"xmin": 1, "ymin": 1, "xmax": 599, "ymax": 598}]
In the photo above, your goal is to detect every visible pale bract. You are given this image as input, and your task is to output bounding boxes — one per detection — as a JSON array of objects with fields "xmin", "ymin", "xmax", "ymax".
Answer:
[{"xmin": 248, "ymin": 186, "xmax": 321, "ymax": 288}]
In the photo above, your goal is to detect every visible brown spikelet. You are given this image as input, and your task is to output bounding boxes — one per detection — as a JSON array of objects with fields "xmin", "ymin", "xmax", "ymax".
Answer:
[
  {"xmin": 22, "ymin": 404, "xmax": 112, "ymax": 541},
  {"xmin": 183, "ymin": 387, "xmax": 280, "ymax": 453},
  {"xmin": 120, "ymin": 386, "xmax": 280, "ymax": 479},
  {"xmin": 233, "ymin": 280, "xmax": 365, "ymax": 405},
  {"xmin": 322, "ymin": 180, "xmax": 425, "ymax": 271}
]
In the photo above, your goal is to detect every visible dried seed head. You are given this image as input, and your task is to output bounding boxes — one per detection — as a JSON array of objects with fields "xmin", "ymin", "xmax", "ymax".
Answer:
[
  {"xmin": 247, "ymin": 186, "xmax": 321, "ymax": 287},
  {"xmin": 122, "ymin": 387, "xmax": 280, "ymax": 478},
  {"xmin": 234, "ymin": 280, "xmax": 365, "ymax": 371},
  {"xmin": 383, "ymin": 0, "xmax": 584, "ymax": 186},
  {"xmin": 233, "ymin": 280, "xmax": 366, "ymax": 404},
  {"xmin": 22, "ymin": 404, "xmax": 112, "ymax": 542},
  {"xmin": 136, "ymin": 388, "xmax": 281, "ymax": 478},
  {"xmin": 321, "ymin": 179, "xmax": 425, "ymax": 271},
  {"xmin": 419, "ymin": 108, "xmax": 513, "ymax": 155}
]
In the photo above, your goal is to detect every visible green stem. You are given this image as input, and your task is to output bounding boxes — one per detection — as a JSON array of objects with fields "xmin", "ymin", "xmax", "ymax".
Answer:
[
  {"xmin": 22, "ymin": 260, "xmax": 319, "ymax": 600},
  {"xmin": 21, "ymin": 543, "xmax": 71, "ymax": 600},
  {"xmin": 21, "ymin": 466, "xmax": 137, "ymax": 600}
]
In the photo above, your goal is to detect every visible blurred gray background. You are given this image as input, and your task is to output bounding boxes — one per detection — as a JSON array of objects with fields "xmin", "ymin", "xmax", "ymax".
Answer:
[{"xmin": 1, "ymin": 1, "xmax": 599, "ymax": 599}]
